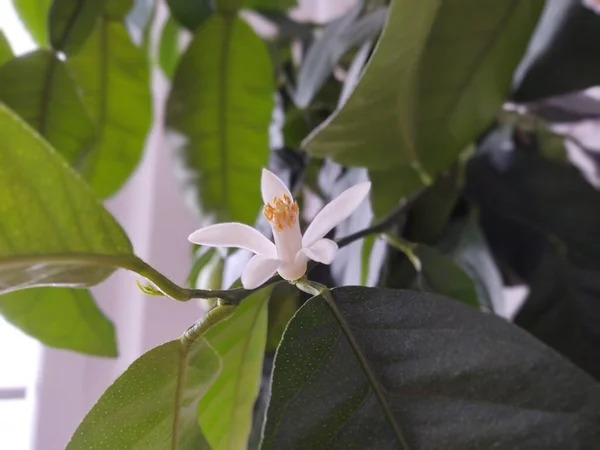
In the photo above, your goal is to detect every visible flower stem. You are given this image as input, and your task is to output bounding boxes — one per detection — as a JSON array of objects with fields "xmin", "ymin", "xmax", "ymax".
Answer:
[{"xmin": 171, "ymin": 305, "xmax": 236, "ymax": 450}]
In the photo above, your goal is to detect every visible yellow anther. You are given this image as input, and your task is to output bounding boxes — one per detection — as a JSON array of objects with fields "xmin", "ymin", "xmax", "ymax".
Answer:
[{"xmin": 263, "ymin": 194, "xmax": 299, "ymax": 232}]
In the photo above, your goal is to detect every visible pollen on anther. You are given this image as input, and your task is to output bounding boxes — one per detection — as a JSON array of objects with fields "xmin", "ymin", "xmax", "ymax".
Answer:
[{"xmin": 263, "ymin": 194, "xmax": 299, "ymax": 231}]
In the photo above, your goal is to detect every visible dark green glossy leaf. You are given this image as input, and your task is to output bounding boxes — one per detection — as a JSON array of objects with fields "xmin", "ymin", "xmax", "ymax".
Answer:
[
  {"xmin": 68, "ymin": 337, "xmax": 220, "ymax": 449},
  {"xmin": 166, "ymin": 0, "xmax": 213, "ymax": 31},
  {"xmin": 12, "ymin": 0, "xmax": 52, "ymax": 46},
  {"xmin": 306, "ymin": 0, "xmax": 543, "ymax": 215},
  {"xmin": 467, "ymin": 147, "xmax": 600, "ymax": 378},
  {"xmin": 0, "ymin": 50, "xmax": 96, "ymax": 166},
  {"xmin": 199, "ymin": 286, "xmax": 271, "ymax": 450},
  {"xmin": 49, "ymin": 0, "xmax": 106, "ymax": 55},
  {"xmin": 0, "ymin": 31, "xmax": 14, "ymax": 67},
  {"xmin": 0, "ymin": 288, "xmax": 116, "ymax": 356},
  {"xmin": 68, "ymin": 19, "xmax": 151, "ymax": 198},
  {"xmin": 166, "ymin": 15, "xmax": 274, "ymax": 224},
  {"xmin": 513, "ymin": 1, "xmax": 600, "ymax": 102},
  {"xmin": 261, "ymin": 286, "xmax": 600, "ymax": 449},
  {"xmin": 104, "ymin": 0, "xmax": 133, "ymax": 19},
  {"xmin": 0, "ymin": 103, "xmax": 134, "ymax": 293},
  {"xmin": 158, "ymin": 15, "xmax": 181, "ymax": 78}
]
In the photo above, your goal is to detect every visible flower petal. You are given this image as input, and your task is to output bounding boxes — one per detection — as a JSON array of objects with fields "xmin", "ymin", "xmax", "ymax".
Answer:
[
  {"xmin": 261, "ymin": 168, "xmax": 293, "ymax": 204},
  {"xmin": 188, "ymin": 223, "xmax": 277, "ymax": 258},
  {"xmin": 302, "ymin": 238, "xmax": 338, "ymax": 264},
  {"xmin": 241, "ymin": 254, "xmax": 280, "ymax": 289},
  {"xmin": 302, "ymin": 182, "xmax": 371, "ymax": 247}
]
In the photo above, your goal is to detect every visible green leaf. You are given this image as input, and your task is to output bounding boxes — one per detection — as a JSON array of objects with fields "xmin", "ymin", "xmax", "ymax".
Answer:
[
  {"xmin": 294, "ymin": 4, "xmax": 387, "ymax": 108},
  {"xmin": 0, "ymin": 31, "xmax": 14, "ymax": 67},
  {"xmin": 166, "ymin": 0, "xmax": 213, "ymax": 31},
  {"xmin": 12, "ymin": 0, "xmax": 52, "ymax": 47},
  {"xmin": 158, "ymin": 15, "xmax": 181, "ymax": 79},
  {"xmin": 0, "ymin": 288, "xmax": 117, "ymax": 356},
  {"xmin": 306, "ymin": 0, "xmax": 543, "ymax": 213},
  {"xmin": 266, "ymin": 282, "xmax": 298, "ymax": 351},
  {"xmin": 243, "ymin": 0, "xmax": 296, "ymax": 10},
  {"xmin": 261, "ymin": 286, "xmax": 600, "ymax": 449},
  {"xmin": 450, "ymin": 218, "xmax": 503, "ymax": 313},
  {"xmin": 166, "ymin": 15, "xmax": 274, "ymax": 224},
  {"xmin": 104, "ymin": 0, "xmax": 134, "ymax": 19},
  {"xmin": 68, "ymin": 337, "xmax": 220, "ymax": 449},
  {"xmin": 68, "ymin": 19, "xmax": 151, "ymax": 198},
  {"xmin": 199, "ymin": 286, "xmax": 271, "ymax": 450},
  {"xmin": 0, "ymin": 50, "xmax": 97, "ymax": 166},
  {"xmin": 413, "ymin": 245, "xmax": 479, "ymax": 308},
  {"xmin": 0, "ymin": 103, "xmax": 134, "ymax": 293},
  {"xmin": 385, "ymin": 235, "xmax": 479, "ymax": 308},
  {"xmin": 467, "ymin": 146, "xmax": 600, "ymax": 378},
  {"xmin": 49, "ymin": 0, "xmax": 106, "ymax": 55}
]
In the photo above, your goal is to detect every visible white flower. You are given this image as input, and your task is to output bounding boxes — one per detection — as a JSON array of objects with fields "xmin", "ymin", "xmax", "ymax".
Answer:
[{"xmin": 188, "ymin": 169, "xmax": 371, "ymax": 289}]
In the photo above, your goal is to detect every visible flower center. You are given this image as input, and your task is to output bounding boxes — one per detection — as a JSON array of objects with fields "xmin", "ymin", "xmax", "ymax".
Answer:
[{"xmin": 263, "ymin": 194, "xmax": 299, "ymax": 232}]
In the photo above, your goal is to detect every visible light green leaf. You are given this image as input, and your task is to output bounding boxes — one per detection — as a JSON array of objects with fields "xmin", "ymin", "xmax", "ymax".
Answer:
[
  {"xmin": 0, "ymin": 50, "xmax": 97, "ymax": 166},
  {"xmin": 12, "ymin": 0, "xmax": 52, "ymax": 47},
  {"xmin": 306, "ymin": 0, "xmax": 543, "ymax": 213},
  {"xmin": 166, "ymin": 15, "xmax": 274, "ymax": 224},
  {"xmin": 159, "ymin": 15, "xmax": 182, "ymax": 78},
  {"xmin": 68, "ymin": 337, "xmax": 220, "ymax": 449},
  {"xmin": 199, "ymin": 286, "xmax": 271, "ymax": 450},
  {"xmin": 166, "ymin": 0, "xmax": 213, "ymax": 31},
  {"xmin": 49, "ymin": 0, "xmax": 106, "ymax": 55},
  {"xmin": 0, "ymin": 31, "xmax": 14, "ymax": 67},
  {"xmin": 68, "ymin": 19, "xmax": 151, "ymax": 198},
  {"xmin": 0, "ymin": 102, "xmax": 134, "ymax": 293},
  {"xmin": 0, "ymin": 288, "xmax": 117, "ymax": 356}
]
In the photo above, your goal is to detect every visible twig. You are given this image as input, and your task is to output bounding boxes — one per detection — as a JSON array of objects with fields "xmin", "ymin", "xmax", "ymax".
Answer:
[{"xmin": 336, "ymin": 186, "xmax": 426, "ymax": 248}]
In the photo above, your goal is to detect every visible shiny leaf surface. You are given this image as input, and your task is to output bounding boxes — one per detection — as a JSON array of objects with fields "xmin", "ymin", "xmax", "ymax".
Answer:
[
  {"xmin": 199, "ymin": 286, "xmax": 271, "ymax": 450},
  {"xmin": 68, "ymin": 337, "xmax": 220, "ymax": 449},
  {"xmin": 261, "ymin": 286, "xmax": 600, "ymax": 449}
]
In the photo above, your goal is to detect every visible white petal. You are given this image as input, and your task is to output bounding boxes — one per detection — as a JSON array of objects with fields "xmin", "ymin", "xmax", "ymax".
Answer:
[
  {"xmin": 261, "ymin": 168, "xmax": 293, "ymax": 204},
  {"xmin": 241, "ymin": 255, "xmax": 280, "ymax": 289},
  {"xmin": 302, "ymin": 239, "xmax": 338, "ymax": 264},
  {"xmin": 302, "ymin": 182, "xmax": 371, "ymax": 247},
  {"xmin": 188, "ymin": 223, "xmax": 277, "ymax": 258},
  {"xmin": 277, "ymin": 252, "xmax": 308, "ymax": 281}
]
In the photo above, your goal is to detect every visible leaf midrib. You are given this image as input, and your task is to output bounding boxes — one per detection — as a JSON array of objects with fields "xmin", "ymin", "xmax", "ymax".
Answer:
[{"xmin": 218, "ymin": 16, "xmax": 234, "ymax": 222}]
